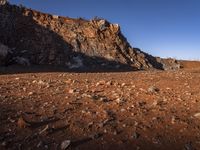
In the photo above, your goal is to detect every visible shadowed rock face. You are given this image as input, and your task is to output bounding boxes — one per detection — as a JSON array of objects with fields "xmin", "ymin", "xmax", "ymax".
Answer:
[
  {"xmin": 0, "ymin": 43, "xmax": 9, "ymax": 65},
  {"xmin": 0, "ymin": 2, "xmax": 165, "ymax": 70}
]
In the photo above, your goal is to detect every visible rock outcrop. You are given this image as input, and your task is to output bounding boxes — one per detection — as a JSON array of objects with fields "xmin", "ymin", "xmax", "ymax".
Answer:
[
  {"xmin": 0, "ymin": 2, "xmax": 179, "ymax": 70},
  {"xmin": 156, "ymin": 58, "xmax": 181, "ymax": 70}
]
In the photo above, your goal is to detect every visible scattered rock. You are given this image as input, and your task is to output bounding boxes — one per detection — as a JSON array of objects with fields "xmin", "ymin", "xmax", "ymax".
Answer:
[
  {"xmin": 90, "ymin": 133, "xmax": 102, "ymax": 139},
  {"xmin": 116, "ymin": 98, "xmax": 125, "ymax": 104},
  {"xmin": 28, "ymin": 92, "xmax": 34, "ymax": 96},
  {"xmin": 17, "ymin": 117, "xmax": 29, "ymax": 128},
  {"xmin": 96, "ymin": 80, "xmax": 106, "ymax": 86},
  {"xmin": 61, "ymin": 140, "xmax": 71, "ymax": 150},
  {"xmin": 39, "ymin": 125, "xmax": 49, "ymax": 134},
  {"xmin": 68, "ymin": 89, "xmax": 76, "ymax": 94},
  {"xmin": 1, "ymin": 141, "xmax": 7, "ymax": 147},
  {"xmin": 132, "ymin": 132, "xmax": 140, "ymax": 139},
  {"xmin": 148, "ymin": 86, "xmax": 160, "ymax": 93},
  {"xmin": 184, "ymin": 142, "xmax": 194, "ymax": 150},
  {"xmin": 194, "ymin": 113, "xmax": 200, "ymax": 119}
]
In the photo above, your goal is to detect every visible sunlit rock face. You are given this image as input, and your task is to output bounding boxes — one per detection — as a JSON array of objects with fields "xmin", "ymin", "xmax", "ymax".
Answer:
[{"xmin": 0, "ymin": 2, "xmax": 172, "ymax": 70}]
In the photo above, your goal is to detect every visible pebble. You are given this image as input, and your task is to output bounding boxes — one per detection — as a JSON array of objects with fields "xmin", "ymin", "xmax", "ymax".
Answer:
[
  {"xmin": 132, "ymin": 132, "xmax": 140, "ymax": 139},
  {"xmin": 148, "ymin": 86, "xmax": 159, "ymax": 93},
  {"xmin": 61, "ymin": 140, "xmax": 71, "ymax": 150},
  {"xmin": 28, "ymin": 92, "xmax": 34, "ymax": 96},
  {"xmin": 96, "ymin": 80, "xmax": 106, "ymax": 86},
  {"xmin": 17, "ymin": 117, "xmax": 29, "ymax": 128},
  {"xmin": 116, "ymin": 98, "xmax": 125, "ymax": 104},
  {"xmin": 194, "ymin": 113, "xmax": 200, "ymax": 119},
  {"xmin": 1, "ymin": 141, "xmax": 7, "ymax": 146},
  {"xmin": 68, "ymin": 89, "xmax": 75, "ymax": 94}
]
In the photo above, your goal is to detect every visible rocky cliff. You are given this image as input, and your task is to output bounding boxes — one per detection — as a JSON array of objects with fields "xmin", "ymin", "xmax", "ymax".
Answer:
[{"xmin": 0, "ymin": 2, "xmax": 176, "ymax": 70}]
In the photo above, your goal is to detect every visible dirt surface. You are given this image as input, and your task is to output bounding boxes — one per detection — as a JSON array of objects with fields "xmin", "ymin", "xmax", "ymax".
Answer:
[{"xmin": 1, "ymin": 63, "xmax": 200, "ymax": 150}]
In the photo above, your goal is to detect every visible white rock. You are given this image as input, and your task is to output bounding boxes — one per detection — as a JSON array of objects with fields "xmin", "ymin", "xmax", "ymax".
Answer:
[
  {"xmin": 194, "ymin": 113, "xmax": 200, "ymax": 119},
  {"xmin": 61, "ymin": 140, "xmax": 71, "ymax": 150}
]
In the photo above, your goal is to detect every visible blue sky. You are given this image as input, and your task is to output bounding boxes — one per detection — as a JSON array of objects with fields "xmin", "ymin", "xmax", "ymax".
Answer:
[{"xmin": 9, "ymin": 0, "xmax": 200, "ymax": 59}]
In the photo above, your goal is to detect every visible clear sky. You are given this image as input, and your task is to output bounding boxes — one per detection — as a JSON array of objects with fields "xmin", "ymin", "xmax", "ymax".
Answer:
[{"xmin": 9, "ymin": 0, "xmax": 200, "ymax": 60}]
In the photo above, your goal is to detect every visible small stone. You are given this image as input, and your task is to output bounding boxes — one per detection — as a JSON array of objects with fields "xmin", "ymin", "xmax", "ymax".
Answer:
[
  {"xmin": 44, "ymin": 145, "xmax": 48, "ymax": 149},
  {"xmin": 88, "ymin": 122, "xmax": 93, "ymax": 128},
  {"xmin": 8, "ymin": 117, "xmax": 15, "ymax": 123},
  {"xmin": 106, "ymin": 81, "xmax": 113, "ymax": 86},
  {"xmin": 90, "ymin": 133, "xmax": 102, "ymax": 139},
  {"xmin": 96, "ymin": 80, "xmax": 106, "ymax": 86},
  {"xmin": 171, "ymin": 116, "xmax": 176, "ymax": 124},
  {"xmin": 122, "ymin": 124, "xmax": 126, "ymax": 127},
  {"xmin": 28, "ymin": 92, "xmax": 34, "ymax": 96},
  {"xmin": 100, "ymin": 97, "xmax": 109, "ymax": 102},
  {"xmin": 194, "ymin": 113, "xmax": 200, "ymax": 119},
  {"xmin": 68, "ymin": 89, "xmax": 75, "ymax": 94},
  {"xmin": 1, "ymin": 141, "xmax": 7, "ymax": 146},
  {"xmin": 148, "ymin": 86, "xmax": 159, "ymax": 93},
  {"xmin": 23, "ymin": 87, "xmax": 27, "ymax": 92},
  {"xmin": 61, "ymin": 140, "xmax": 71, "ymax": 150},
  {"xmin": 121, "ymin": 83, "xmax": 126, "ymax": 87},
  {"xmin": 82, "ymin": 93, "xmax": 92, "ymax": 98},
  {"xmin": 120, "ymin": 108, "xmax": 126, "ymax": 112},
  {"xmin": 37, "ymin": 141, "xmax": 44, "ymax": 148},
  {"xmin": 65, "ymin": 79, "xmax": 72, "ymax": 84},
  {"xmin": 184, "ymin": 142, "xmax": 194, "ymax": 150},
  {"xmin": 132, "ymin": 132, "xmax": 140, "ymax": 139},
  {"xmin": 152, "ymin": 101, "xmax": 158, "ymax": 107},
  {"xmin": 113, "ymin": 130, "xmax": 118, "ymax": 135},
  {"xmin": 32, "ymin": 80, "xmax": 37, "ymax": 84},
  {"xmin": 38, "ymin": 80, "xmax": 46, "ymax": 85},
  {"xmin": 116, "ymin": 98, "xmax": 125, "ymax": 104},
  {"xmin": 17, "ymin": 117, "xmax": 29, "ymax": 128}
]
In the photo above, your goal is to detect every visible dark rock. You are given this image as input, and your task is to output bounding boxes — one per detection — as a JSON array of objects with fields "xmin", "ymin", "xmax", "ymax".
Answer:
[
  {"xmin": 132, "ymin": 132, "xmax": 140, "ymax": 139},
  {"xmin": 0, "ymin": 43, "xmax": 9, "ymax": 65}
]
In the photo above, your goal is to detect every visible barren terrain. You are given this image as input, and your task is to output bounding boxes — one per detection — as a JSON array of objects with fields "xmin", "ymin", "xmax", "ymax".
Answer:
[{"xmin": 0, "ymin": 61, "xmax": 200, "ymax": 150}]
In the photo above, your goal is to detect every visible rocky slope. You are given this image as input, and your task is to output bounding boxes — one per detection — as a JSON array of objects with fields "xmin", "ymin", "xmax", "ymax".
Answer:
[{"xmin": 0, "ymin": 2, "xmax": 172, "ymax": 70}]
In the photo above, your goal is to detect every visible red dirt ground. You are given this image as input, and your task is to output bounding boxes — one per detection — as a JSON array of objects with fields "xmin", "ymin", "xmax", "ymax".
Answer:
[{"xmin": 1, "ymin": 61, "xmax": 200, "ymax": 150}]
